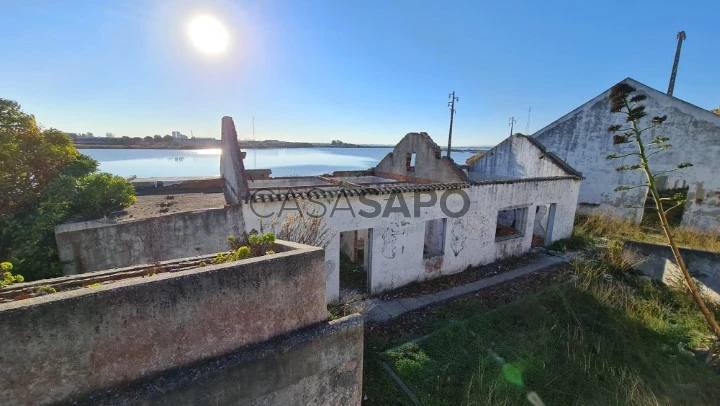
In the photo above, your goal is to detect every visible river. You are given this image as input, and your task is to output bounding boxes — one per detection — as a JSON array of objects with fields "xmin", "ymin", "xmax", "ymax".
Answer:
[{"xmin": 81, "ymin": 148, "xmax": 479, "ymax": 178}]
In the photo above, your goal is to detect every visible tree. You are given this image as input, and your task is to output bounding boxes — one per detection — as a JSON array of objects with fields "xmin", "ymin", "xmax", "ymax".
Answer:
[
  {"xmin": 0, "ymin": 99, "xmax": 78, "ymax": 217},
  {"xmin": 154, "ymin": 134, "xmax": 163, "ymax": 141},
  {"xmin": 162, "ymin": 134, "xmax": 172, "ymax": 142},
  {"xmin": 0, "ymin": 98, "xmax": 135, "ymax": 281},
  {"xmin": 144, "ymin": 136, "xmax": 154, "ymax": 142},
  {"xmin": 712, "ymin": 107, "xmax": 720, "ymax": 116},
  {"xmin": 607, "ymin": 83, "xmax": 720, "ymax": 338}
]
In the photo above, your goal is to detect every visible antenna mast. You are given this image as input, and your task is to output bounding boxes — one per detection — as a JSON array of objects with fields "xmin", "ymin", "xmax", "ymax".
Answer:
[
  {"xmin": 447, "ymin": 91, "xmax": 459, "ymax": 158},
  {"xmin": 667, "ymin": 31, "xmax": 686, "ymax": 96}
]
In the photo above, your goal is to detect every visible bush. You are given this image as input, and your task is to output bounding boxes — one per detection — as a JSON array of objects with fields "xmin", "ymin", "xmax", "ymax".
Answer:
[
  {"xmin": 211, "ymin": 233, "xmax": 277, "ymax": 265},
  {"xmin": 71, "ymin": 173, "xmax": 136, "ymax": 220},
  {"xmin": 0, "ymin": 261, "xmax": 24, "ymax": 288}
]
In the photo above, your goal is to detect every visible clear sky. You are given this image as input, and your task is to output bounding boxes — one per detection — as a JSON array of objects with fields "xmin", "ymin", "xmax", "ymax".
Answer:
[{"xmin": 1, "ymin": 0, "xmax": 718, "ymax": 146}]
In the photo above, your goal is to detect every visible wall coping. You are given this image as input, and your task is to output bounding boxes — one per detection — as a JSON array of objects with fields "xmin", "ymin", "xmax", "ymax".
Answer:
[{"xmin": 0, "ymin": 240, "xmax": 320, "ymax": 307}]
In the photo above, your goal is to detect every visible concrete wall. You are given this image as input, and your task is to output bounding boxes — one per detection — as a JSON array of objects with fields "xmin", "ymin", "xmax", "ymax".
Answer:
[
  {"xmin": 243, "ymin": 177, "xmax": 581, "ymax": 301},
  {"xmin": 220, "ymin": 116, "xmax": 250, "ymax": 204},
  {"xmin": 375, "ymin": 132, "xmax": 468, "ymax": 183},
  {"xmin": 0, "ymin": 241, "xmax": 336, "ymax": 405},
  {"xmin": 77, "ymin": 315, "xmax": 363, "ymax": 406},
  {"xmin": 469, "ymin": 134, "xmax": 573, "ymax": 181},
  {"xmin": 534, "ymin": 78, "xmax": 720, "ymax": 229},
  {"xmin": 55, "ymin": 205, "xmax": 245, "ymax": 275},
  {"xmin": 623, "ymin": 240, "xmax": 720, "ymax": 302}
]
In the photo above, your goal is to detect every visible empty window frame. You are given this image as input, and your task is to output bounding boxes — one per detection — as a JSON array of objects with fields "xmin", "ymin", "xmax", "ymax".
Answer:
[{"xmin": 495, "ymin": 207, "xmax": 528, "ymax": 241}]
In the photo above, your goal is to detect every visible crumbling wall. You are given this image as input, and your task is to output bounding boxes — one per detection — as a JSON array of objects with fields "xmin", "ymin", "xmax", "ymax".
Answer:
[
  {"xmin": 0, "ymin": 242, "xmax": 360, "ymax": 405},
  {"xmin": 55, "ymin": 205, "xmax": 245, "ymax": 275},
  {"xmin": 534, "ymin": 78, "xmax": 720, "ymax": 229},
  {"xmin": 375, "ymin": 132, "xmax": 468, "ymax": 183},
  {"xmin": 623, "ymin": 240, "xmax": 720, "ymax": 302},
  {"xmin": 242, "ymin": 177, "xmax": 581, "ymax": 301},
  {"xmin": 220, "ymin": 116, "xmax": 250, "ymax": 204},
  {"xmin": 469, "ymin": 134, "xmax": 575, "ymax": 181}
]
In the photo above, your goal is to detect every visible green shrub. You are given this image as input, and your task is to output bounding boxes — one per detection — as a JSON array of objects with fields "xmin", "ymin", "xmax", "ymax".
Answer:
[
  {"xmin": 71, "ymin": 173, "xmax": 136, "ymax": 219},
  {"xmin": 0, "ymin": 261, "xmax": 24, "ymax": 288},
  {"xmin": 210, "ymin": 233, "xmax": 277, "ymax": 265}
]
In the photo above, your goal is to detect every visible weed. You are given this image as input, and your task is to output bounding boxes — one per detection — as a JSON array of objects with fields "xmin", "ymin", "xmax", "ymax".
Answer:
[{"xmin": 35, "ymin": 285, "xmax": 56, "ymax": 295}]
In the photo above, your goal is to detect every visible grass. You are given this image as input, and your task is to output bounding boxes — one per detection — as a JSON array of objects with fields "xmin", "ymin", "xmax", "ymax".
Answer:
[
  {"xmin": 570, "ymin": 212, "xmax": 720, "ymax": 253},
  {"xmin": 377, "ymin": 245, "xmax": 720, "ymax": 405},
  {"xmin": 339, "ymin": 251, "xmax": 367, "ymax": 293}
]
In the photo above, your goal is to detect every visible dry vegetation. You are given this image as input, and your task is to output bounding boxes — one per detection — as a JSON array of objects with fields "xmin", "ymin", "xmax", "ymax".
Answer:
[{"xmin": 559, "ymin": 212, "xmax": 720, "ymax": 253}]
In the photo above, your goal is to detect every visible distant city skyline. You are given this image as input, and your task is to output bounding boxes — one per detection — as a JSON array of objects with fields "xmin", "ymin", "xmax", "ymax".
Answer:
[{"xmin": 1, "ymin": 1, "xmax": 719, "ymax": 145}]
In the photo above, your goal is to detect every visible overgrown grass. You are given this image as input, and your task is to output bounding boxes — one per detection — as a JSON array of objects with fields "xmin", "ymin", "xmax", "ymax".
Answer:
[
  {"xmin": 382, "ymin": 245, "xmax": 720, "ymax": 405},
  {"xmin": 573, "ymin": 212, "xmax": 720, "ymax": 252},
  {"xmin": 339, "ymin": 252, "xmax": 367, "ymax": 293}
]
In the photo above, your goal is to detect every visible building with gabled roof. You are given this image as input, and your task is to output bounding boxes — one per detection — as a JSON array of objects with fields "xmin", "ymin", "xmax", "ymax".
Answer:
[
  {"xmin": 534, "ymin": 77, "xmax": 720, "ymax": 230},
  {"xmin": 56, "ymin": 121, "xmax": 582, "ymax": 302}
]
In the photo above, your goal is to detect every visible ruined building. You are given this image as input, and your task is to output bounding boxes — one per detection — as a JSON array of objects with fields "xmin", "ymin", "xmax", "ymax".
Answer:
[
  {"xmin": 534, "ymin": 77, "xmax": 720, "ymax": 229},
  {"xmin": 55, "ymin": 118, "xmax": 582, "ymax": 302}
]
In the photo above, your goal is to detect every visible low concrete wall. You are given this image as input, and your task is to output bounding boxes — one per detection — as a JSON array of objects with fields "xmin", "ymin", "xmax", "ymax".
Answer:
[
  {"xmin": 623, "ymin": 240, "xmax": 720, "ymax": 302},
  {"xmin": 55, "ymin": 205, "xmax": 245, "ymax": 275},
  {"xmin": 77, "ymin": 314, "xmax": 364, "ymax": 405},
  {"xmin": 0, "ymin": 241, "xmax": 328, "ymax": 405}
]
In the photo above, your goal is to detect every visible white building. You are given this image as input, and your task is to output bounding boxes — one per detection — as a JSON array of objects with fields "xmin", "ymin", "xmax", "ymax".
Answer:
[
  {"xmin": 534, "ymin": 78, "xmax": 720, "ymax": 230},
  {"xmin": 55, "ymin": 119, "xmax": 582, "ymax": 303}
]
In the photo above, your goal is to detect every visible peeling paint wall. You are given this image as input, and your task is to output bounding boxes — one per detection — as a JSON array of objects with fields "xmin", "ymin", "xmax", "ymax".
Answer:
[
  {"xmin": 534, "ymin": 78, "xmax": 720, "ymax": 229},
  {"xmin": 469, "ymin": 135, "xmax": 572, "ymax": 181},
  {"xmin": 242, "ymin": 178, "xmax": 581, "ymax": 301},
  {"xmin": 375, "ymin": 132, "xmax": 467, "ymax": 182}
]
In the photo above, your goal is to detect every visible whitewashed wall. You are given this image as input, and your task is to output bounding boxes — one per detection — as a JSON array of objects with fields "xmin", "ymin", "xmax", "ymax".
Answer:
[
  {"xmin": 242, "ymin": 177, "xmax": 581, "ymax": 302},
  {"xmin": 534, "ymin": 78, "xmax": 720, "ymax": 229},
  {"xmin": 469, "ymin": 135, "xmax": 570, "ymax": 180}
]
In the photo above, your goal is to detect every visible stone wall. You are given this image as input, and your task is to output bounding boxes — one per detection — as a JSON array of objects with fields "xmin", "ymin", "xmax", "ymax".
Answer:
[
  {"xmin": 534, "ymin": 78, "xmax": 720, "ymax": 229},
  {"xmin": 0, "ymin": 241, "xmax": 339, "ymax": 405},
  {"xmin": 55, "ymin": 205, "xmax": 245, "ymax": 275},
  {"xmin": 623, "ymin": 240, "xmax": 720, "ymax": 302}
]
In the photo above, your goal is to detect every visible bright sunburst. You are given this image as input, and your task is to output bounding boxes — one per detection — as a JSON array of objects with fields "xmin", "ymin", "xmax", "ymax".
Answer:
[{"xmin": 187, "ymin": 15, "xmax": 229, "ymax": 55}]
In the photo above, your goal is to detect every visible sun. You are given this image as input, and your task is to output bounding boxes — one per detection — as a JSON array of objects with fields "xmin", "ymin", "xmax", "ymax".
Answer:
[{"xmin": 187, "ymin": 15, "xmax": 229, "ymax": 55}]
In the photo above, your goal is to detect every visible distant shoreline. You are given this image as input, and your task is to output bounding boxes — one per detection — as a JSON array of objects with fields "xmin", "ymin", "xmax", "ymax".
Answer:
[{"xmin": 73, "ymin": 142, "xmax": 487, "ymax": 153}]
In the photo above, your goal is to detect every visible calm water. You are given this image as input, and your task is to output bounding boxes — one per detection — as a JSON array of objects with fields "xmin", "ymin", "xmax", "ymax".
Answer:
[{"xmin": 82, "ymin": 148, "xmax": 478, "ymax": 178}]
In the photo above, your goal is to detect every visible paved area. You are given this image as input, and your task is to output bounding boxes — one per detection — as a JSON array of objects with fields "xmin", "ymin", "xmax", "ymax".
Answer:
[{"xmin": 363, "ymin": 255, "xmax": 567, "ymax": 323}]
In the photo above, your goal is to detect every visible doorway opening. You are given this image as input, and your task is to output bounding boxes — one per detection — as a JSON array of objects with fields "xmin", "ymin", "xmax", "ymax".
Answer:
[{"xmin": 339, "ymin": 229, "xmax": 372, "ymax": 297}]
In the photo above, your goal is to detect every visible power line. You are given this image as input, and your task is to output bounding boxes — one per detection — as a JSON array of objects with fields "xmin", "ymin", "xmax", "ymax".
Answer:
[
  {"xmin": 447, "ymin": 91, "xmax": 459, "ymax": 158},
  {"xmin": 508, "ymin": 117, "xmax": 517, "ymax": 137}
]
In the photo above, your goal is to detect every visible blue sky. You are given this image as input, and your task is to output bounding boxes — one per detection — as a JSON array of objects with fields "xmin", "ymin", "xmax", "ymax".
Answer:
[{"xmin": 1, "ymin": 0, "xmax": 718, "ymax": 146}]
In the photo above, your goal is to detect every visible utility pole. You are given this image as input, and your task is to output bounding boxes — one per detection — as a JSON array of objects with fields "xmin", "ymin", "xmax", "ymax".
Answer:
[
  {"xmin": 447, "ymin": 91, "xmax": 459, "ymax": 158},
  {"xmin": 508, "ymin": 117, "xmax": 516, "ymax": 136},
  {"xmin": 525, "ymin": 106, "xmax": 531, "ymax": 134},
  {"xmin": 667, "ymin": 30, "xmax": 686, "ymax": 96}
]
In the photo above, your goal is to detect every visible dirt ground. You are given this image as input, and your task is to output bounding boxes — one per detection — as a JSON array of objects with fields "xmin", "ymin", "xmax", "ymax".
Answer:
[{"xmin": 113, "ymin": 193, "xmax": 226, "ymax": 222}]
